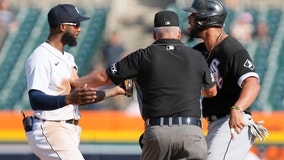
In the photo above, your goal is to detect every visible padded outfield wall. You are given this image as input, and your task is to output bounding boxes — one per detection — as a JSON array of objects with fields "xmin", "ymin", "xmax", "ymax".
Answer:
[{"xmin": 0, "ymin": 110, "xmax": 284, "ymax": 159}]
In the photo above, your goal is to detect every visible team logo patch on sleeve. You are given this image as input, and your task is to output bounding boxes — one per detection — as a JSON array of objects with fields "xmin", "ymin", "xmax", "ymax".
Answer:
[{"xmin": 244, "ymin": 59, "xmax": 255, "ymax": 70}]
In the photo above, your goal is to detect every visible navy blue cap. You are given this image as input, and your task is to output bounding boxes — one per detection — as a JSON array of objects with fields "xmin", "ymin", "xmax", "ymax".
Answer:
[{"xmin": 48, "ymin": 4, "xmax": 90, "ymax": 27}]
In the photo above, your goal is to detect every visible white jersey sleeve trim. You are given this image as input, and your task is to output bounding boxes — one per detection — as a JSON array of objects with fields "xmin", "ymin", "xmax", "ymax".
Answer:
[{"xmin": 238, "ymin": 72, "xmax": 260, "ymax": 88}]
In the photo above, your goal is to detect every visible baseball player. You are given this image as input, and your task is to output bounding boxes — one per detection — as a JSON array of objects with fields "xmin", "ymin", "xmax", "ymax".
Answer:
[
  {"xmin": 183, "ymin": 0, "xmax": 261, "ymax": 160},
  {"xmin": 24, "ymin": 4, "xmax": 126, "ymax": 160},
  {"xmin": 71, "ymin": 10, "xmax": 217, "ymax": 159}
]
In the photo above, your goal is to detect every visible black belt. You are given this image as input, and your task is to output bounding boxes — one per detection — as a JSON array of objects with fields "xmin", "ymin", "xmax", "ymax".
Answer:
[
  {"xmin": 146, "ymin": 117, "xmax": 201, "ymax": 127},
  {"xmin": 34, "ymin": 116, "xmax": 79, "ymax": 125},
  {"xmin": 206, "ymin": 111, "xmax": 251, "ymax": 123},
  {"xmin": 205, "ymin": 114, "xmax": 227, "ymax": 123}
]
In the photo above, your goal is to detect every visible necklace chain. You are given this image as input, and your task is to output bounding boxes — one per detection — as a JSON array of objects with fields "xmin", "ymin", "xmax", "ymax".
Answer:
[
  {"xmin": 206, "ymin": 31, "xmax": 223, "ymax": 60},
  {"xmin": 46, "ymin": 40, "xmax": 54, "ymax": 47}
]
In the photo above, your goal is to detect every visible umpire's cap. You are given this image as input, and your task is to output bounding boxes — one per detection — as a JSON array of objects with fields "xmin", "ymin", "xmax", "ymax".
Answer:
[
  {"xmin": 154, "ymin": 10, "xmax": 179, "ymax": 28},
  {"xmin": 48, "ymin": 4, "xmax": 90, "ymax": 27}
]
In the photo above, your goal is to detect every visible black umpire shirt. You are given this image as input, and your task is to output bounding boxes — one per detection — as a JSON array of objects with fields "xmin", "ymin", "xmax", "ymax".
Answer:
[{"xmin": 106, "ymin": 39, "xmax": 215, "ymax": 120}]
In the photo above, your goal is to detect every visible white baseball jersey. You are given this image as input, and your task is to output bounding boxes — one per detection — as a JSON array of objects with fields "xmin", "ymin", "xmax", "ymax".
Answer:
[{"xmin": 25, "ymin": 42, "xmax": 80, "ymax": 120}]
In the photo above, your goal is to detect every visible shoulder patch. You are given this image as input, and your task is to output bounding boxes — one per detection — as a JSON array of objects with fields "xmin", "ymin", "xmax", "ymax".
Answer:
[{"xmin": 243, "ymin": 59, "xmax": 255, "ymax": 70}]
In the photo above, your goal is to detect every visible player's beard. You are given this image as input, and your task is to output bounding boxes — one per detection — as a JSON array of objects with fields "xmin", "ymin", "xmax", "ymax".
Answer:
[
  {"xmin": 187, "ymin": 27, "xmax": 202, "ymax": 42},
  {"xmin": 61, "ymin": 31, "xmax": 77, "ymax": 47}
]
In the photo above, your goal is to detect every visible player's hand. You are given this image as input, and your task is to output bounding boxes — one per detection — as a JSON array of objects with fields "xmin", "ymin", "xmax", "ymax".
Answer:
[
  {"xmin": 65, "ymin": 84, "xmax": 97, "ymax": 105},
  {"xmin": 229, "ymin": 109, "xmax": 246, "ymax": 140},
  {"xmin": 114, "ymin": 85, "xmax": 127, "ymax": 95}
]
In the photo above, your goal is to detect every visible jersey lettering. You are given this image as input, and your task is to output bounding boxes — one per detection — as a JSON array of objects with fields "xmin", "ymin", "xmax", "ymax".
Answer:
[
  {"xmin": 110, "ymin": 63, "xmax": 117, "ymax": 74},
  {"xmin": 210, "ymin": 59, "xmax": 223, "ymax": 89}
]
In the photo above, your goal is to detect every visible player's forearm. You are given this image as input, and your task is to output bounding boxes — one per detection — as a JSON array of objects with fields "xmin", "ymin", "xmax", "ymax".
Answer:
[
  {"xmin": 28, "ymin": 90, "xmax": 67, "ymax": 110},
  {"xmin": 202, "ymin": 84, "xmax": 217, "ymax": 98},
  {"xmin": 92, "ymin": 86, "xmax": 125, "ymax": 103},
  {"xmin": 71, "ymin": 69, "xmax": 112, "ymax": 88},
  {"xmin": 104, "ymin": 87, "xmax": 123, "ymax": 99},
  {"xmin": 234, "ymin": 77, "xmax": 260, "ymax": 111}
]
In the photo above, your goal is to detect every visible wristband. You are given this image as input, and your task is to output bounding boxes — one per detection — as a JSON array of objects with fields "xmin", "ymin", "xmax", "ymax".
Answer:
[
  {"xmin": 95, "ymin": 90, "xmax": 106, "ymax": 102},
  {"xmin": 231, "ymin": 105, "xmax": 242, "ymax": 112}
]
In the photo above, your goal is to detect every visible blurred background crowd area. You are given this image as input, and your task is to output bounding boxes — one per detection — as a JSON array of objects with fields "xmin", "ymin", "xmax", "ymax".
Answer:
[{"xmin": 1, "ymin": 0, "xmax": 284, "ymax": 159}]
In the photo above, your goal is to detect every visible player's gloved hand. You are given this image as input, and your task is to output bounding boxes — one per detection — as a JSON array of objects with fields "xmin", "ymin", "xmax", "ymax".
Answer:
[
  {"xmin": 249, "ymin": 120, "xmax": 269, "ymax": 141},
  {"xmin": 119, "ymin": 79, "xmax": 134, "ymax": 97}
]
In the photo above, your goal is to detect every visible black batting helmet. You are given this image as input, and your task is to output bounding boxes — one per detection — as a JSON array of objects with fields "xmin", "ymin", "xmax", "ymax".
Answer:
[{"xmin": 183, "ymin": 0, "xmax": 227, "ymax": 29}]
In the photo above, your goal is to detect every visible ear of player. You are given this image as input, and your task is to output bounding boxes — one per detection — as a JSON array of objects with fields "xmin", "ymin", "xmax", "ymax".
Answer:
[{"xmin": 120, "ymin": 79, "xmax": 134, "ymax": 97}]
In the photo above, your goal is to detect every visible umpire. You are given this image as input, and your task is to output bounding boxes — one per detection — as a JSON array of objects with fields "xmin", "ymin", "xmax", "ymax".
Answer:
[{"xmin": 72, "ymin": 10, "xmax": 217, "ymax": 159}]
